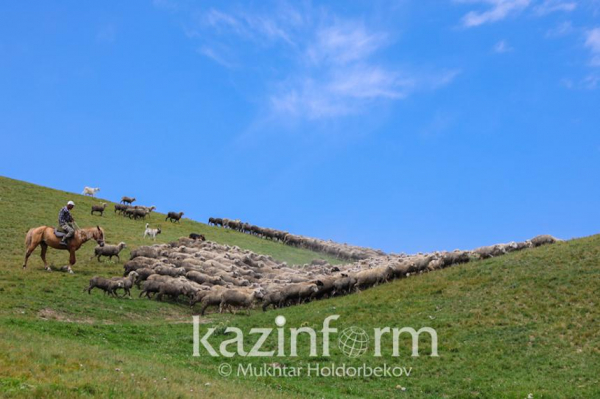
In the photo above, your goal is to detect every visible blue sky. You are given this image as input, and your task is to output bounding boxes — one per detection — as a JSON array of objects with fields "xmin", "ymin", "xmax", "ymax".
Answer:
[{"xmin": 1, "ymin": 0, "xmax": 599, "ymax": 254}]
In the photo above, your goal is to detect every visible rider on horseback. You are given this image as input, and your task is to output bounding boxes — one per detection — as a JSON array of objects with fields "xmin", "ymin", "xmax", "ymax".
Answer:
[{"xmin": 58, "ymin": 201, "xmax": 77, "ymax": 246}]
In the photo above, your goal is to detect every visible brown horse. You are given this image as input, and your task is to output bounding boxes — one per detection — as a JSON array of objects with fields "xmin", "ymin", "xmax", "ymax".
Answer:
[{"xmin": 23, "ymin": 226, "xmax": 105, "ymax": 273}]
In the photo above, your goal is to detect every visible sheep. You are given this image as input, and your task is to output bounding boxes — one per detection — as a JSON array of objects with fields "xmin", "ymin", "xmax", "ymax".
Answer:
[
  {"xmin": 111, "ymin": 271, "xmax": 139, "ymax": 298},
  {"xmin": 262, "ymin": 289, "xmax": 285, "ymax": 311},
  {"xmin": 133, "ymin": 267, "xmax": 156, "ymax": 288},
  {"xmin": 444, "ymin": 251, "xmax": 471, "ymax": 266},
  {"xmin": 166, "ymin": 212, "xmax": 184, "ymax": 223},
  {"xmin": 156, "ymin": 281, "xmax": 195, "ymax": 302},
  {"xmin": 279, "ymin": 282, "xmax": 319, "ymax": 306},
  {"xmin": 136, "ymin": 206, "xmax": 156, "ymax": 213},
  {"xmin": 473, "ymin": 245, "xmax": 505, "ymax": 259},
  {"xmin": 189, "ymin": 233, "xmax": 206, "ymax": 241},
  {"xmin": 186, "ymin": 271, "xmax": 225, "ymax": 286},
  {"xmin": 130, "ymin": 246, "xmax": 159, "ymax": 260},
  {"xmin": 91, "ymin": 203, "xmax": 107, "ymax": 216},
  {"xmin": 139, "ymin": 280, "xmax": 163, "ymax": 299},
  {"xmin": 86, "ymin": 276, "xmax": 123, "ymax": 297},
  {"xmin": 121, "ymin": 196, "xmax": 136, "ymax": 205},
  {"xmin": 131, "ymin": 208, "xmax": 150, "ymax": 220},
  {"xmin": 530, "ymin": 235, "xmax": 560, "ymax": 247},
  {"xmin": 114, "ymin": 203, "xmax": 128, "ymax": 214},
  {"xmin": 93, "ymin": 242, "xmax": 127, "ymax": 262},
  {"xmin": 154, "ymin": 265, "xmax": 187, "ymax": 278},
  {"xmin": 189, "ymin": 289, "xmax": 211, "ymax": 308},
  {"xmin": 123, "ymin": 256, "xmax": 162, "ymax": 275},
  {"xmin": 219, "ymin": 288, "xmax": 265, "ymax": 315},
  {"xmin": 354, "ymin": 266, "xmax": 394, "ymax": 291},
  {"xmin": 313, "ymin": 276, "xmax": 336, "ymax": 299},
  {"xmin": 82, "ymin": 187, "xmax": 100, "ymax": 197},
  {"xmin": 198, "ymin": 291, "xmax": 225, "ymax": 315},
  {"xmin": 333, "ymin": 275, "xmax": 357, "ymax": 296}
]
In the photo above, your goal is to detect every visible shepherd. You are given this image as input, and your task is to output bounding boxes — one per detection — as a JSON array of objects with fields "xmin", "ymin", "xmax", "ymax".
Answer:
[
  {"xmin": 59, "ymin": 200, "xmax": 77, "ymax": 246},
  {"xmin": 22, "ymin": 200, "xmax": 105, "ymax": 273}
]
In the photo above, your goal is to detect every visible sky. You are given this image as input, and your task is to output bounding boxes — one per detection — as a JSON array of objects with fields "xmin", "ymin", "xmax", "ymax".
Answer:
[{"xmin": 1, "ymin": 0, "xmax": 599, "ymax": 254}]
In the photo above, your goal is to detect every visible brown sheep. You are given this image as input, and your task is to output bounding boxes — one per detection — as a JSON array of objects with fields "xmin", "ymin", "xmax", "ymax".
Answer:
[
  {"xmin": 91, "ymin": 203, "xmax": 107, "ymax": 216},
  {"xmin": 166, "ymin": 212, "xmax": 185, "ymax": 223}
]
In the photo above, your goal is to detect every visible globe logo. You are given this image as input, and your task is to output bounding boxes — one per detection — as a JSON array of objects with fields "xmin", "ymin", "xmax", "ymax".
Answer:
[{"xmin": 338, "ymin": 326, "xmax": 369, "ymax": 358}]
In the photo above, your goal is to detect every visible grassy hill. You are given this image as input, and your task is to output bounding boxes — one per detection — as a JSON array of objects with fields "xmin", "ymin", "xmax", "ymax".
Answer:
[{"xmin": 0, "ymin": 176, "xmax": 599, "ymax": 398}]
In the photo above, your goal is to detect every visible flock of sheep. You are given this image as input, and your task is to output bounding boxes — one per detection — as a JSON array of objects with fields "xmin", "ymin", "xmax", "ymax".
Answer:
[
  {"xmin": 208, "ymin": 217, "xmax": 384, "ymax": 261},
  {"xmin": 87, "ymin": 232, "xmax": 561, "ymax": 316},
  {"xmin": 82, "ymin": 186, "xmax": 563, "ymax": 316}
]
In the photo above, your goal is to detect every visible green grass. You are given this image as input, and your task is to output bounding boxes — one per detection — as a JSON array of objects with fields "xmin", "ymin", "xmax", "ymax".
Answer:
[{"xmin": 0, "ymin": 176, "xmax": 599, "ymax": 398}]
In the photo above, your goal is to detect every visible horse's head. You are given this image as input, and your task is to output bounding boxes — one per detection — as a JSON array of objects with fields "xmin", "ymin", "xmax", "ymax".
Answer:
[{"xmin": 95, "ymin": 226, "xmax": 105, "ymax": 247}]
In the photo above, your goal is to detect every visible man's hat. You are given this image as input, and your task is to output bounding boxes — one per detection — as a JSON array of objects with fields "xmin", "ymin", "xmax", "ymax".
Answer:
[{"xmin": 67, "ymin": 201, "xmax": 75, "ymax": 206}]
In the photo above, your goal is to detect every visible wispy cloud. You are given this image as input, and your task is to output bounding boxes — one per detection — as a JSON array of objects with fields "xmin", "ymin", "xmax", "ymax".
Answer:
[
  {"xmin": 582, "ymin": 74, "xmax": 600, "ymax": 88},
  {"xmin": 493, "ymin": 39, "xmax": 513, "ymax": 52},
  {"xmin": 306, "ymin": 22, "xmax": 388, "ymax": 65},
  {"xmin": 202, "ymin": 8, "xmax": 296, "ymax": 46},
  {"xmin": 270, "ymin": 68, "xmax": 414, "ymax": 120},
  {"xmin": 562, "ymin": 74, "xmax": 600, "ymax": 90},
  {"xmin": 456, "ymin": 0, "xmax": 531, "ymax": 28},
  {"xmin": 534, "ymin": 0, "xmax": 577, "ymax": 15},
  {"xmin": 546, "ymin": 21, "xmax": 574, "ymax": 37},
  {"xmin": 180, "ymin": 4, "xmax": 458, "ymax": 121},
  {"xmin": 197, "ymin": 46, "xmax": 235, "ymax": 69},
  {"xmin": 585, "ymin": 27, "xmax": 600, "ymax": 66}
]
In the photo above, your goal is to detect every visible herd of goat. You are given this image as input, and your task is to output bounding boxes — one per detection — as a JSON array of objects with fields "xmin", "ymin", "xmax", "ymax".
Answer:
[{"xmin": 87, "ymin": 233, "xmax": 561, "ymax": 316}]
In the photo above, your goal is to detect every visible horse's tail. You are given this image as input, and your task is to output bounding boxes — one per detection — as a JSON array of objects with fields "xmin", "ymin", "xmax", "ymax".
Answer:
[{"xmin": 25, "ymin": 228, "xmax": 34, "ymax": 248}]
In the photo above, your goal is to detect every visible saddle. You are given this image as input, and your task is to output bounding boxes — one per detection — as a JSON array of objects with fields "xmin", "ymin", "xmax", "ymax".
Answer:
[{"xmin": 54, "ymin": 229, "xmax": 66, "ymax": 238}]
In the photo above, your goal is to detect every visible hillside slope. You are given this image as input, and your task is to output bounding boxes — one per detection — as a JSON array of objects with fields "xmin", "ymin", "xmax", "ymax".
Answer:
[
  {"xmin": 0, "ymin": 176, "xmax": 598, "ymax": 398},
  {"xmin": 0, "ymin": 176, "xmax": 340, "ymax": 266}
]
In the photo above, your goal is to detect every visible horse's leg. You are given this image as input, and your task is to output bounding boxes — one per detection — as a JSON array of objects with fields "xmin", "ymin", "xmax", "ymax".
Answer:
[
  {"xmin": 67, "ymin": 250, "xmax": 76, "ymax": 274},
  {"xmin": 40, "ymin": 242, "xmax": 51, "ymax": 271},
  {"xmin": 23, "ymin": 245, "xmax": 36, "ymax": 269}
]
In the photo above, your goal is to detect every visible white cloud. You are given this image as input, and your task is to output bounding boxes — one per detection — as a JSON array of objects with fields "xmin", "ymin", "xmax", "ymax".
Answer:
[
  {"xmin": 270, "ymin": 68, "xmax": 459, "ymax": 120},
  {"xmin": 307, "ymin": 22, "xmax": 388, "ymax": 65},
  {"xmin": 457, "ymin": 0, "xmax": 531, "ymax": 28},
  {"xmin": 585, "ymin": 28, "xmax": 600, "ymax": 66},
  {"xmin": 197, "ymin": 46, "xmax": 235, "ymax": 69},
  {"xmin": 493, "ymin": 40, "xmax": 513, "ymax": 52},
  {"xmin": 534, "ymin": 0, "xmax": 577, "ymax": 15},
  {"xmin": 582, "ymin": 74, "xmax": 600, "ymax": 88},
  {"xmin": 546, "ymin": 21, "xmax": 574, "ymax": 37},
  {"xmin": 175, "ymin": 3, "xmax": 458, "ymax": 121},
  {"xmin": 202, "ymin": 8, "xmax": 296, "ymax": 46}
]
